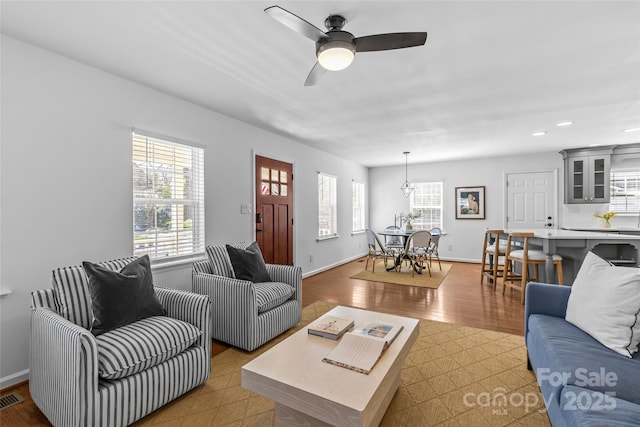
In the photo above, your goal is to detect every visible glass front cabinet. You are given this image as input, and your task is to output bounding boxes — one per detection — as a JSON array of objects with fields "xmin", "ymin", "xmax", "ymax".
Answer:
[{"xmin": 560, "ymin": 147, "xmax": 613, "ymax": 204}]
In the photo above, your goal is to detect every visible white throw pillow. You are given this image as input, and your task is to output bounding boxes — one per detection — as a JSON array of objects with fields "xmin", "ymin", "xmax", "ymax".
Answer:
[{"xmin": 565, "ymin": 251, "xmax": 640, "ymax": 358}]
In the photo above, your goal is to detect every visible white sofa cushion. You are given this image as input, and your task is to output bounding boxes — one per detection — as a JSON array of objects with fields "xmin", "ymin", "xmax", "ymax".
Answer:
[
  {"xmin": 96, "ymin": 316, "xmax": 201, "ymax": 379},
  {"xmin": 565, "ymin": 251, "xmax": 640, "ymax": 358}
]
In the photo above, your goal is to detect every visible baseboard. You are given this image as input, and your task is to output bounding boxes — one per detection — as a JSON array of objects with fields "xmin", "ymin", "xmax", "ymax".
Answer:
[
  {"xmin": 302, "ymin": 252, "xmax": 367, "ymax": 278},
  {"xmin": 302, "ymin": 254, "xmax": 480, "ymax": 278},
  {"xmin": 1, "ymin": 369, "xmax": 29, "ymax": 391},
  {"xmin": 440, "ymin": 256, "xmax": 481, "ymax": 264}
]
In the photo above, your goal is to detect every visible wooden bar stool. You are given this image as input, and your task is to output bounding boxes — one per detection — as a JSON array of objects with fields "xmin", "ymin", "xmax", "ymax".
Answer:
[
  {"xmin": 480, "ymin": 229, "xmax": 507, "ymax": 289},
  {"xmin": 503, "ymin": 232, "xmax": 564, "ymax": 304}
]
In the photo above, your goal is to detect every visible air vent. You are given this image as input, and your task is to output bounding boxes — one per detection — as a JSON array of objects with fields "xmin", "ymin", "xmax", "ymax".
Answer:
[{"xmin": 0, "ymin": 392, "xmax": 24, "ymax": 411}]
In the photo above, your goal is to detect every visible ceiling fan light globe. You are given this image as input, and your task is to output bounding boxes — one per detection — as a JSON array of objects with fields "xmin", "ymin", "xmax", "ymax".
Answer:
[{"xmin": 317, "ymin": 42, "xmax": 355, "ymax": 71}]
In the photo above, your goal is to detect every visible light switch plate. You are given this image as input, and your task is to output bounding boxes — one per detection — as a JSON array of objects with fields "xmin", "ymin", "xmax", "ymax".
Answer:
[{"xmin": 241, "ymin": 204, "xmax": 253, "ymax": 214}]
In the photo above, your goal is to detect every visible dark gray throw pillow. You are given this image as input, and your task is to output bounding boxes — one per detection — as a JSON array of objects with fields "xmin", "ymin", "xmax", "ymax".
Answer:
[
  {"xmin": 83, "ymin": 255, "xmax": 165, "ymax": 336},
  {"xmin": 226, "ymin": 242, "xmax": 272, "ymax": 283}
]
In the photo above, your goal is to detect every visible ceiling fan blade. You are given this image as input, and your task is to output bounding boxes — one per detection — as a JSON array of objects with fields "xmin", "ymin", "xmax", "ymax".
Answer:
[
  {"xmin": 354, "ymin": 32, "xmax": 427, "ymax": 52},
  {"xmin": 265, "ymin": 6, "xmax": 328, "ymax": 42},
  {"xmin": 304, "ymin": 62, "xmax": 327, "ymax": 86}
]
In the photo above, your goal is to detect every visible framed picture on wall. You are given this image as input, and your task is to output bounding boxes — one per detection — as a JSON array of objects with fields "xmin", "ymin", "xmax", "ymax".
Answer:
[{"xmin": 455, "ymin": 186, "xmax": 485, "ymax": 219}]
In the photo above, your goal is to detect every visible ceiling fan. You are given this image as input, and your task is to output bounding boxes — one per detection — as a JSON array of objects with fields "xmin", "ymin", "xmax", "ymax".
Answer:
[{"xmin": 265, "ymin": 5, "xmax": 428, "ymax": 86}]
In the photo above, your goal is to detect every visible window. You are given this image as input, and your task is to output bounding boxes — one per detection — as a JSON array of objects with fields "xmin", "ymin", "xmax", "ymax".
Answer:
[
  {"xmin": 132, "ymin": 132, "xmax": 204, "ymax": 261},
  {"xmin": 410, "ymin": 182, "xmax": 443, "ymax": 229},
  {"xmin": 610, "ymin": 170, "xmax": 640, "ymax": 213},
  {"xmin": 318, "ymin": 173, "xmax": 337, "ymax": 238},
  {"xmin": 352, "ymin": 181, "xmax": 366, "ymax": 232}
]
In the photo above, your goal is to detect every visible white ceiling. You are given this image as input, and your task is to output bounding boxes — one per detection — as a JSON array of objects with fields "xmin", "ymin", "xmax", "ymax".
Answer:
[{"xmin": 2, "ymin": 1, "xmax": 639, "ymax": 167}]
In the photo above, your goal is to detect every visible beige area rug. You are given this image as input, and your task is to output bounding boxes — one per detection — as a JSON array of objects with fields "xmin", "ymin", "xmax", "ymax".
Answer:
[
  {"xmin": 350, "ymin": 259, "xmax": 453, "ymax": 288},
  {"xmin": 133, "ymin": 302, "xmax": 551, "ymax": 427}
]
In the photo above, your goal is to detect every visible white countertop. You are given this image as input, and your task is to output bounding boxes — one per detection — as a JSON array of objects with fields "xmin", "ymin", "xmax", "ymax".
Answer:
[
  {"xmin": 562, "ymin": 227, "xmax": 640, "ymax": 233},
  {"xmin": 506, "ymin": 229, "xmax": 640, "ymax": 240}
]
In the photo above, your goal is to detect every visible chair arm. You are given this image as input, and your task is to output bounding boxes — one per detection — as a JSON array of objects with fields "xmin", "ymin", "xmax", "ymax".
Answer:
[
  {"xmin": 30, "ymin": 307, "xmax": 98, "ymax": 427},
  {"xmin": 524, "ymin": 282, "xmax": 572, "ymax": 346},
  {"xmin": 192, "ymin": 272, "xmax": 258, "ymax": 328},
  {"xmin": 265, "ymin": 264, "xmax": 302, "ymax": 302},
  {"xmin": 155, "ymin": 287, "xmax": 212, "ymax": 352}
]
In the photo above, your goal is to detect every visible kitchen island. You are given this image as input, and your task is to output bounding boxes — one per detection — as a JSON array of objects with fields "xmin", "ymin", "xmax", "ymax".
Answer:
[{"xmin": 505, "ymin": 229, "xmax": 640, "ymax": 284}]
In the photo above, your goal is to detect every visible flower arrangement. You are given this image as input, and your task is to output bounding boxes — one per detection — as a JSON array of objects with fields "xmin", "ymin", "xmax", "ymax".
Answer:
[
  {"xmin": 594, "ymin": 211, "xmax": 617, "ymax": 228},
  {"xmin": 404, "ymin": 212, "xmax": 422, "ymax": 229}
]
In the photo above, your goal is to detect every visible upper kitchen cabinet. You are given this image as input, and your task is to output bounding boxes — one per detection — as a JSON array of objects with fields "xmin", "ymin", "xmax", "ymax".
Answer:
[{"xmin": 560, "ymin": 146, "xmax": 614, "ymax": 204}]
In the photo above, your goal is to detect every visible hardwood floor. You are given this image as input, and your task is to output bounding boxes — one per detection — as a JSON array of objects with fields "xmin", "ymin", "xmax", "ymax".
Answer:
[
  {"xmin": 1, "ymin": 259, "xmax": 525, "ymax": 426},
  {"xmin": 303, "ymin": 258, "xmax": 525, "ymax": 336}
]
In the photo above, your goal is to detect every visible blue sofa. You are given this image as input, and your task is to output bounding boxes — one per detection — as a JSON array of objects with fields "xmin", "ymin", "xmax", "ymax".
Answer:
[{"xmin": 525, "ymin": 282, "xmax": 640, "ymax": 426}]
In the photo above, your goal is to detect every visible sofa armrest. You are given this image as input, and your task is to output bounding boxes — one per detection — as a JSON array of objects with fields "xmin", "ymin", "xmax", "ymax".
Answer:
[
  {"xmin": 266, "ymin": 264, "xmax": 302, "ymax": 302},
  {"xmin": 524, "ymin": 282, "xmax": 572, "ymax": 346},
  {"xmin": 30, "ymin": 307, "xmax": 98, "ymax": 427},
  {"xmin": 155, "ymin": 287, "xmax": 212, "ymax": 353}
]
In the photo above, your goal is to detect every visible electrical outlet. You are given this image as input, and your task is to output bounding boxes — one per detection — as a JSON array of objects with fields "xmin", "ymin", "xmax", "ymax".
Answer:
[
  {"xmin": 309, "ymin": 254, "xmax": 313, "ymax": 263},
  {"xmin": 241, "ymin": 204, "xmax": 252, "ymax": 214},
  {"xmin": 447, "ymin": 245, "xmax": 453, "ymax": 251}
]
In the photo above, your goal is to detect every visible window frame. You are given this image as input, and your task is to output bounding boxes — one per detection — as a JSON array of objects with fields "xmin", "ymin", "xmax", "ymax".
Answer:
[
  {"xmin": 132, "ymin": 130, "xmax": 205, "ymax": 263},
  {"xmin": 610, "ymin": 169, "xmax": 640, "ymax": 214},
  {"xmin": 351, "ymin": 180, "xmax": 366, "ymax": 233},
  {"xmin": 317, "ymin": 172, "xmax": 338, "ymax": 240},
  {"xmin": 409, "ymin": 181, "xmax": 444, "ymax": 230}
]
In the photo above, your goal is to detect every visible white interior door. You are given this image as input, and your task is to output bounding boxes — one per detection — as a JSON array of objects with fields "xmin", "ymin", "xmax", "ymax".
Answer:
[{"xmin": 506, "ymin": 170, "xmax": 557, "ymax": 229}]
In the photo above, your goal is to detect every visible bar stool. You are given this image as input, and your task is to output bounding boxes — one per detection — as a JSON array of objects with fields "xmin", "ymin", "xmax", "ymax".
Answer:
[
  {"xmin": 503, "ymin": 232, "xmax": 564, "ymax": 304},
  {"xmin": 480, "ymin": 229, "xmax": 507, "ymax": 289}
]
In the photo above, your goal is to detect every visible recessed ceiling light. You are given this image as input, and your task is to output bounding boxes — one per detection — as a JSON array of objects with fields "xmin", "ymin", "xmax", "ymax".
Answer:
[
  {"xmin": 624, "ymin": 127, "xmax": 640, "ymax": 133},
  {"xmin": 532, "ymin": 131, "xmax": 547, "ymax": 136},
  {"xmin": 557, "ymin": 121, "xmax": 573, "ymax": 127}
]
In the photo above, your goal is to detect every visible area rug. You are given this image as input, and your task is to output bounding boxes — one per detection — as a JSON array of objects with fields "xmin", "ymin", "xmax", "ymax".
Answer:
[
  {"xmin": 133, "ymin": 302, "xmax": 550, "ymax": 427},
  {"xmin": 350, "ymin": 260, "xmax": 453, "ymax": 289}
]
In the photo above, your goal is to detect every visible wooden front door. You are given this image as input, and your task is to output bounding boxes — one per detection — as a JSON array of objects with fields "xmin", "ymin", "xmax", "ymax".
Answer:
[{"xmin": 255, "ymin": 155, "xmax": 294, "ymax": 265}]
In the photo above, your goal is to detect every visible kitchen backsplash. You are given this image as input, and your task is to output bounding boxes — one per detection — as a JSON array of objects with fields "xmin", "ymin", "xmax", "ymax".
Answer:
[{"xmin": 562, "ymin": 203, "xmax": 640, "ymax": 229}]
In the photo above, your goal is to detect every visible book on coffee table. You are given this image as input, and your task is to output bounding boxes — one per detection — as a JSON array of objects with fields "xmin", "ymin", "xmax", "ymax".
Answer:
[
  {"xmin": 308, "ymin": 315, "xmax": 355, "ymax": 340},
  {"xmin": 322, "ymin": 321, "xmax": 404, "ymax": 374}
]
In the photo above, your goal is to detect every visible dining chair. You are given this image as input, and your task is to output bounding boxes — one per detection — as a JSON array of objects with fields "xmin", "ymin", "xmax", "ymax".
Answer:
[
  {"xmin": 480, "ymin": 229, "xmax": 507, "ymax": 289},
  {"xmin": 427, "ymin": 227, "xmax": 443, "ymax": 271},
  {"xmin": 503, "ymin": 232, "xmax": 564, "ymax": 304},
  {"xmin": 384, "ymin": 225, "xmax": 405, "ymax": 251},
  {"xmin": 404, "ymin": 230, "xmax": 432, "ymax": 277},
  {"xmin": 364, "ymin": 229, "xmax": 397, "ymax": 273}
]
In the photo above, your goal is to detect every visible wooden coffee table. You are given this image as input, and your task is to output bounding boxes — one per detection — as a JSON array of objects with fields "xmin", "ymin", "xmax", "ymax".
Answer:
[{"xmin": 241, "ymin": 306, "xmax": 419, "ymax": 426}]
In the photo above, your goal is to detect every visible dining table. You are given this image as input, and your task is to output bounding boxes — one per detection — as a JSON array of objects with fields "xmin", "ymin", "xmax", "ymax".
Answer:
[{"xmin": 378, "ymin": 229, "xmax": 446, "ymax": 272}]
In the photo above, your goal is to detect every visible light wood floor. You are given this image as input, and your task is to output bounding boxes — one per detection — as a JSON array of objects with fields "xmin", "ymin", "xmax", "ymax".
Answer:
[{"xmin": 1, "ymin": 259, "xmax": 524, "ymax": 426}]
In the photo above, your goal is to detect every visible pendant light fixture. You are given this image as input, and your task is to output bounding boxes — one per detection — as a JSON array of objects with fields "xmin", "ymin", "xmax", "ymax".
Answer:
[{"xmin": 400, "ymin": 151, "xmax": 415, "ymax": 198}]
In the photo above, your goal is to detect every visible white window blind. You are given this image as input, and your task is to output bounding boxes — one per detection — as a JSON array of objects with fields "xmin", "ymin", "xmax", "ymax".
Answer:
[
  {"xmin": 132, "ymin": 132, "xmax": 205, "ymax": 260},
  {"xmin": 318, "ymin": 173, "xmax": 338, "ymax": 237},
  {"xmin": 410, "ymin": 182, "xmax": 443, "ymax": 229},
  {"xmin": 352, "ymin": 181, "xmax": 366, "ymax": 232},
  {"xmin": 610, "ymin": 170, "xmax": 640, "ymax": 213}
]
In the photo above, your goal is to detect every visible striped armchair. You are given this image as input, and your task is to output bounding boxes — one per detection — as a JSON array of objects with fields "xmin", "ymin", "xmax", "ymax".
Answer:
[
  {"xmin": 29, "ymin": 257, "xmax": 212, "ymax": 427},
  {"xmin": 192, "ymin": 244, "xmax": 302, "ymax": 351}
]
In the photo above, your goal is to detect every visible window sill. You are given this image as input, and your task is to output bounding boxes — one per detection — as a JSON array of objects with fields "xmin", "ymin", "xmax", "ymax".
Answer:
[
  {"xmin": 316, "ymin": 234, "xmax": 340, "ymax": 242},
  {"xmin": 150, "ymin": 254, "xmax": 205, "ymax": 272},
  {"xmin": 351, "ymin": 230, "xmax": 366, "ymax": 236}
]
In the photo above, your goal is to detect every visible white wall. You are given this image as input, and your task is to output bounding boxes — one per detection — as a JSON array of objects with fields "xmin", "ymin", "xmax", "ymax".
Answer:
[
  {"xmin": 369, "ymin": 152, "xmax": 565, "ymax": 262},
  {"xmin": 0, "ymin": 36, "xmax": 368, "ymax": 387}
]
